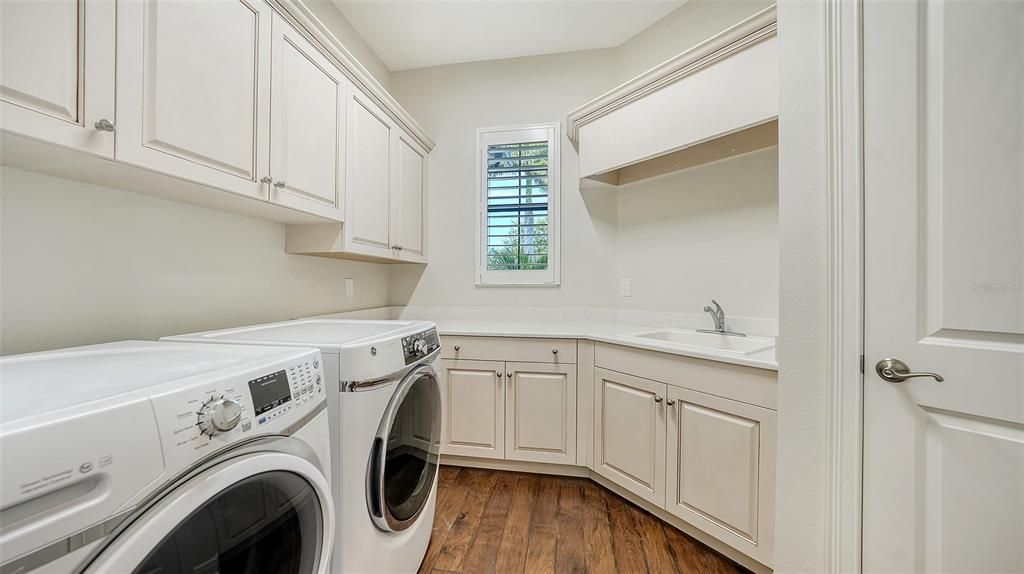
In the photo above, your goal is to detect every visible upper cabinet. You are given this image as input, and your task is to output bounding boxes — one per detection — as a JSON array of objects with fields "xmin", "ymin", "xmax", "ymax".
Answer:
[
  {"xmin": 0, "ymin": 0, "xmax": 432, "ymax": 261},
  {"xmin": 269, "ymin": 11, "xmax": 346, "ymax": 220},
  {"xmin": 116, "ymin": 0, "xmax": 273, "ymax": 201},
  {"xmin": 285, "ymin": 91, "xmax": 429, "ymax": 264},
  {"xmin": 566, "ymin": 6, "xmax": 777, "ymax": 186},
  {"xmin": 0, "ymin": 0, "xmax": 115, "ymax": 157}
]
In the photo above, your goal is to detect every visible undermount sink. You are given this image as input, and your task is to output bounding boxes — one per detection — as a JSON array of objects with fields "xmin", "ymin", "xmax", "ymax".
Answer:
[{"xmin": 629, "ymin": 329, "xmax": 775, "ymax": 355}]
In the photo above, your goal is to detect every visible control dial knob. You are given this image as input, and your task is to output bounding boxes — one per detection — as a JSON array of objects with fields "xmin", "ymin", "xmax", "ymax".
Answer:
[
  {"xmin": 413, "ymin": 338, "xmax": 429, "ymax": 356},
  {"xmin": 197, "ymin": 396, "xmax": 242, "ymax": 436}
]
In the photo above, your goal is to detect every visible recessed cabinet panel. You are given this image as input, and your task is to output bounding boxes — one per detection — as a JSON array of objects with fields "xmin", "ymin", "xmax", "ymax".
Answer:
[
  {"xmin": 345, "ymin": 91, "xmax": 393, "ymax": 254},
  {"xmin": 391, "ymin": 134, "xmax": 427, "ymax": 260},
  {"xmin": 117, "ymin": 0, "xmax": 270, "ymax": 199},
  {"xmin": 0, "ymin": 0, "xmax": 114, "ymax": 156},
  {"xmin": 666, "ymin": 385, "xmax": 776, "ymax": 564},
  {"xmin": 269, "ymin": 12, "xmax": 344, "ymax": 220},
  {"xmin": 593, "ymin": 368, "xmax": 666, "ymax": 505},
  {"xmin": 0, "ymin": 1, "xmax": 79, "ymax": 122},
  {"xmin": 505, "ymin": 362, "xmax": 577, "ymax": 464},
  {"xmin": 441, "ymin": 359, "xmax": 505, "ymax": 459}
]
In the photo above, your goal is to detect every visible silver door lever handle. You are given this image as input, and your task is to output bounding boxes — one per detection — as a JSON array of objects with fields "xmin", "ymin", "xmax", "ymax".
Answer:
[{"xmin": 875, "ymin": 358, "xmax": 944, "ymax": 383}]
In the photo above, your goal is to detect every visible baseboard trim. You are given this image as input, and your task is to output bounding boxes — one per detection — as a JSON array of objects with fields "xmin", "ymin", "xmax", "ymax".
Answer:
[{"xmin": 439, "ymin": 455, "xmax": 772, "ymax": 574}]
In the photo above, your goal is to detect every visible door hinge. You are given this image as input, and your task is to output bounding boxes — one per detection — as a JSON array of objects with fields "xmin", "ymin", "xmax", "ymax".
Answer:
[{"xmin": 860, "ymin": 354, "xmax": 865, "ymax": 374}]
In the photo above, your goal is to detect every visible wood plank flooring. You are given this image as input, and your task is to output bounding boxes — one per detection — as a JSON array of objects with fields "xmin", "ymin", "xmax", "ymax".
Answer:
[{"xmin": 420, "ymin": 466, "xmax": 748, "ymax": 574}]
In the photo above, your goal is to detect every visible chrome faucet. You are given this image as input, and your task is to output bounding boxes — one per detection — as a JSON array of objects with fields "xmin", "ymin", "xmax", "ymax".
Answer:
[{"xmin": 697, "ymin": 300, "xmax": 746, "ymax": 337}]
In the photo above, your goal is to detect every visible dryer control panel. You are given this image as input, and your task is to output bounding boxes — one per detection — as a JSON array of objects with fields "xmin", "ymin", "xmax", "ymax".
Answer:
[{"xmin": 401, "ymin": 328, "xmax": 440, "ymax": 365}]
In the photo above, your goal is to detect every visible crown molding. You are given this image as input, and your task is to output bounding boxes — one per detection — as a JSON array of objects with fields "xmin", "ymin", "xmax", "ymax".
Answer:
[
  {"xmin": 566, "ymin": 4, "xmax": 777, "ymax": 145},
  {"xmin": 273, "ymin": 0, "xmax": 435, "ymax": 151}
]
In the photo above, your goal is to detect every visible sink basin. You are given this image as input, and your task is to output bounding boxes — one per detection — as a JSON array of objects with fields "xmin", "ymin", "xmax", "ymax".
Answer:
[{"xmin": 629, "ymin": 330, "xmax": 775, "ymax": 355}]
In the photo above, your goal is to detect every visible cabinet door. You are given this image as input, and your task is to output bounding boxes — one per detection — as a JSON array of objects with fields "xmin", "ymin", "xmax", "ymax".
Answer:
[
  {"xmin": 505, "ymin": 362, "xmax": 576, "ymax": 465},
  {"xmin": 593, "ymin": 368, "xmax": 666, "ymax": 505},
  {"xmin": 344, "ymin": 89, "xmax": 393, "ymax": 258},
  {"xmin": 390, "ymin": 132, "xmax": 427, "ymax": 261},
  {"xmin": 440, "ymin": 359, "xmax": 505, "ymax": 459},
  {"xmin": 0, "ymin": 0, "xmax": 114, "ymax": 157},
  {"xmin": 116, "ymin": 0, "xmax": 271, "ymax": 200},
  {"xmin": 268, "ymin": 12, "xmax": 344, "ymax": 220},
  {"xmin": 665, "ymin": 386, "xmax": 776, "ymax": 565}
]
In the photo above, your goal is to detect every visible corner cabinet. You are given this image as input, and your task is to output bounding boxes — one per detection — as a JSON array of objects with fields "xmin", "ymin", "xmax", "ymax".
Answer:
[
  {"xmin": 439, "ymin": 337, "xmax": 578, "ymax": 465},
  {"xmin": 0, "ymin": 0, "xmax": 115, "ymax": 157}
]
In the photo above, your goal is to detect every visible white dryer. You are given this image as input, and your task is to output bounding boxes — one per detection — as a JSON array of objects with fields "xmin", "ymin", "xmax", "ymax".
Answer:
[
  {"xmin": 0, "ymin": 341, "xmax": 334, "ymax": 574},
  {"xmin": 164, "ymin": 319, "xmax": 442, "ymax": 574}
]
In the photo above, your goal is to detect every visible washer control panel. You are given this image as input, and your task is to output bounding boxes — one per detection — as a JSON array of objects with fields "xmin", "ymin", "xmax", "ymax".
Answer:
[
  {"xmin": 401, "ymin": 328, "xmax": 440, "ymax": 365},
  {"xmin": 151, "ymin": 351, "xmax": 326, "ymax": 471}
]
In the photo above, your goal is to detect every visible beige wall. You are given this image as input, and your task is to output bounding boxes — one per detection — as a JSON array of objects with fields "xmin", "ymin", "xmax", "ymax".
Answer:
[
  {"xmin": 615, "ymin": 148, "xmax": 779, "ymax": 319},
  {"xmin": 616, "ymin": 0, "xmax": 775, "ymax": 81},
  {"xmin": 388, "ymin": 49, "xmax": 622, "ymax": 309},
  {"xmin": 0, "ymin": 168, "xmax": 389, "ymax": 355},
  {"xmin": 389, "ymin": 1, "xmax": 778, "ymax": 320},
  {"xmin": 303, "ymin": 0, "xmax": 392, "ymax": 90}
]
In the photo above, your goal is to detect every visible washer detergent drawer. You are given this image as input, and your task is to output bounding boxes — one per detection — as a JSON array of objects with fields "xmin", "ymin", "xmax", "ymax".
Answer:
[{"xmin": 0, "ymin": 399, "xmax": 163, "ymax": 568}]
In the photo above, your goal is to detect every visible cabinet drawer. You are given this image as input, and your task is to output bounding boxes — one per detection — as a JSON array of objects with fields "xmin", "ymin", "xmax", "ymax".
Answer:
[{"xmin": 441, "ymin": 336, "xmax": 576, "ymax": 364}]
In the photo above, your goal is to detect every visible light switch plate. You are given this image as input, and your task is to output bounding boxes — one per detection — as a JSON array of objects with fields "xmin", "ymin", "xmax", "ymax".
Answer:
[
  {"xmin": 345, "ymin": 278, "xmax": 354, "ymax": 298},
  {"xmin": 619, "ymin": 278, "xmax": 631, "ymax": 297}
]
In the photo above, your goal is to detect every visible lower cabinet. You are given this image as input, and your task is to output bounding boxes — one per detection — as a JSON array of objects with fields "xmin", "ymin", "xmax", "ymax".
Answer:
[
  {"xmin": 665, "ymin": 386, "xmax": 776, "ymax": 565},
  {"xmin": 440, "ymin": 358, "xmax": 577, "ymax": 465},
  {"xmin": 593, "ymin": 368, "xmax": 666, "ymax": 505}
]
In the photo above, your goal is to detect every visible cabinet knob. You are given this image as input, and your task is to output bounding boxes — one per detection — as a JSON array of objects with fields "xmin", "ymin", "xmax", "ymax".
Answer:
[
  {"xmin": 94, "ymin": 119, "xmax": 115, "ymax": 132},
  {"xmin": 654, "ymin": 395, "xmax": 664, "ymax": 403},
  {"xmin": 260, "ymin": 176, "xmax": 273, "ymax": 184},
  {"xmin": 273, "ymin": 180, "xmax": 286, "ymax": 188},
  {"xmin": 552, "ymin": 348, "xmax": 558, "ymax": 355},
  {"xmin": 506, "ymin": 372, "xmax": 512, "ymax": 378},
  {"xmin": 666, "ymin": 399, "xmax": 676, "ymax": 406},
  {"xmin": 390, "ymin": 244, "xmax": 404, "ymax": 251},
  {"xmin": 453, "ymin": 345, "xmax": 460, "ymax": 351},
  {"xmin": 496, "ymin": 372, "xmax": 503, "ymax": 378}
]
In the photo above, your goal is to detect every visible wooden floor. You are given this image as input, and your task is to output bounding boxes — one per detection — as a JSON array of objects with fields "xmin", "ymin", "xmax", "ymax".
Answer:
[{"xmin": 419, "ymin": 465, "xmax": 747, "ymax": 574}]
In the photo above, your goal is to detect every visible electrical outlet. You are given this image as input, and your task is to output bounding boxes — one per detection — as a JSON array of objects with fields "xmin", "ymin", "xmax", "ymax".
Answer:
[
  {"xmin": 345, "ymin": 278, "xmax": 354, "ymax": 298},
  {"xmin": 619, "ymin": 278, "xmax": 631, "ymax": 297}
]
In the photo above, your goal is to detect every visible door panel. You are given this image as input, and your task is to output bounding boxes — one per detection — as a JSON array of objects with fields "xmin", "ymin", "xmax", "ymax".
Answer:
[
  {"xmin": 0, "ymin": 0, "xmax": 114, "ymax": 156},
  {"xmin": 346, "ymin": 91, "xmax": 392, "ymax": 255},
  {"xmin": 665, "ymin": 386, "xmax": 775, "ymax": 564},
  {"xmin": 116, "ymin": 0, "xmax": 270, "ymax": 199},
  {"xmin": 863, "ymin": 1, "xmax": 1024, "ymax": 572},
  {"xmin": 505, "ymin": 362, "xmax": 576, "ymax": 464},
  {"xmin": 269, "ymin": 13, "xmax": 344, "ymax": 220},
  {"xmin": 391, "ymin": 134, "xmax": 426, "ymax": 260},
  {"xmin": 440, "ymin": 360, "xmax": 504, "ymax": 459},
  {"xmin": 593, "ymin": 368, "xmax": 665, "ymax": 505}
]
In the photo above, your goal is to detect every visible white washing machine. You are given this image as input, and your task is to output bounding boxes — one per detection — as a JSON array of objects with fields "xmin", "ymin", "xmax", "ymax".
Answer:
[
  {"xmin": 0, "ymin": 341, "xmax": 334, "ymax": 574},
  {"xmin": 164, "ymin": 319, "xmax": 442, "ymax": 574}
]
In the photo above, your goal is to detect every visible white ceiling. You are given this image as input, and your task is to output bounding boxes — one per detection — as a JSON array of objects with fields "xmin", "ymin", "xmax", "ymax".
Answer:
[{"xmin": 331, "ymin": 0, "xmax": 686, "ymax": 71}]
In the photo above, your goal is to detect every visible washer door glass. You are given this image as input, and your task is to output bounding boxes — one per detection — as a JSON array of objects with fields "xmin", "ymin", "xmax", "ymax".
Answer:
[
  {"xmin": 134, "ymin": 471, "xmax": 321, "ymax": 574},
  {"xmin": 368, "ymin": 366, "xmax": 441, "ymax": 532}
]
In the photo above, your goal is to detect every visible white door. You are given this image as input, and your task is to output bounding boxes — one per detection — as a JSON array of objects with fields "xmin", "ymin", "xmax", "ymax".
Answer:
[
  {"xmin": 504, "ymin": 362, "xmax": 577, "ymax": 465},
  {"xmin": 863, "ymin": 1, "xmax": 1024, "ymax": 572},
  {"xmin": 345, "ymin": 90, "xmax": 393, "ymax": 258},
  {"xmin": 592, "ymin": 367, "xmax": 666, "ymax": 505},
  {"xmin": 390, "ymin": 132, "xmax": 427, "ymax": 261},
  {"xmin": 440, "ymin": 359, "xmax": 505, "ymax": 459},
  {"xmin": 269, "ymin": 12, "xmax": 344, "ymax": 221},
  {"xmin": 665, "ymin": 385, "xmax": 775, "ymax": 566},
  {"xmin": 0, "ymin": 0, "xmax": 114, "ymax": 156},
  {"xmin": 116, "ymin": 0, "xmax": 271, "ymax": 200}
]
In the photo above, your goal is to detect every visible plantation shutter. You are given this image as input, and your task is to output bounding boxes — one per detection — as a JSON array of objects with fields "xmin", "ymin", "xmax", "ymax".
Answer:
[{"xmin": 485, "ymin": 140, "xmax": 550, "ymax": 271}]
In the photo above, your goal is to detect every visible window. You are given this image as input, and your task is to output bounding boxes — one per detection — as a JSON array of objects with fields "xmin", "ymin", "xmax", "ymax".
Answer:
[{"xmin": 476, "ymin": 124, "xmax": 560, "ymax": 286}]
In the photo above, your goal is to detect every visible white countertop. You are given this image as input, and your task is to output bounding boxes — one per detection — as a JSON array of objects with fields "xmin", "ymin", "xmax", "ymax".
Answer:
[{"xmin": 433, "ymin": 319, "xmax": 778, "ymax": 371}]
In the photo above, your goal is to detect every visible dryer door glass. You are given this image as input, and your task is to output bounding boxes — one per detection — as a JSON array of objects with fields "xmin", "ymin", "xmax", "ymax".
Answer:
[
  {"xmin": 368, "ymin": 366, "xmax": 441, "ymax": 532},
  {"xmin": 133, "ymin": 471, "xmax": 322, "ymax": 574}
]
